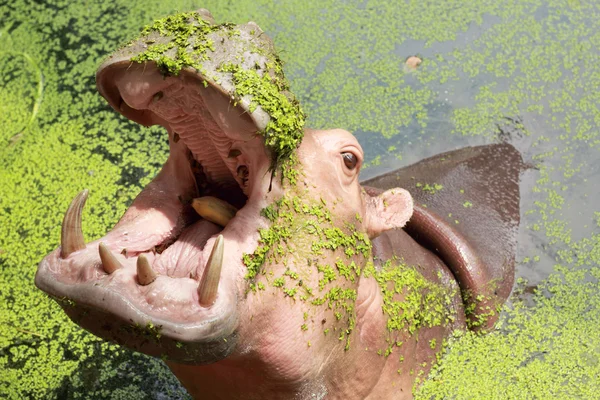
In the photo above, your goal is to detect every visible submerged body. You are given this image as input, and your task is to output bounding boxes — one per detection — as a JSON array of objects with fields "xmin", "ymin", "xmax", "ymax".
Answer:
[{"xmin": 35, "ymin": 10, "xmax": 522, "ymax": 399}]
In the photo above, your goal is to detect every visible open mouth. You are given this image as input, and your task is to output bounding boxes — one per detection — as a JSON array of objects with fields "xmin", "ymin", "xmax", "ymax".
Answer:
[
  {"xmin": 36, "ymin": 66, "xmax": 258, "ymax": 363},
  {"xmin": 92, "ymin": 64, "xmax": 256, "ymax": 285},
  {"xmin": 34, "ymin": 13, "xmax": 293, "ymax": 363}
]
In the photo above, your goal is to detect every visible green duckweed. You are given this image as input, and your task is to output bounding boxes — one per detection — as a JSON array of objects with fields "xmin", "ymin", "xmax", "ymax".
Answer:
[
  {"xmin": 129, "ymin": 11, "xmax": 306, "ymax": 174},
  {"xmin": 2, "ymin": 0, "xmax": 600, "ymax": 398},
  {"xmin": 243, "ymin": 191, "xmax": 455, "ymax": 357}
]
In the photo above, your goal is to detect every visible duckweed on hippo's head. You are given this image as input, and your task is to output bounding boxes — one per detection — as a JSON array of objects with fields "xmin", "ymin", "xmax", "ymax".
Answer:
[
  {"xmin": 2, "ymin": 0, "xmax": 600, "ymax": 398},
  {"xmin": 125, "ymin": 10, "xmax": 306, "ymax": 173}
]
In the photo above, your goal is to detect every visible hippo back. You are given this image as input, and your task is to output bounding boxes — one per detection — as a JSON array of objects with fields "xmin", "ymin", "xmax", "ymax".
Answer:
[{"xmin": 362, "ymin": 143, "xmax": 524, "ymax": 330}]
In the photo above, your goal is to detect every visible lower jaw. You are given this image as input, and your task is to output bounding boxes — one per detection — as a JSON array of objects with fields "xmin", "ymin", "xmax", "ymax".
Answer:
[
  {"xmin": 58, "ymin": 279, "xmax": 239, "ymax": 364},
  {"xmin": 37, "ymin": 238, "xmax": 242, "ymax": 364},
  {"xmin": 35, "ymin": 153, "xmax": 252, "ymax": 363}
]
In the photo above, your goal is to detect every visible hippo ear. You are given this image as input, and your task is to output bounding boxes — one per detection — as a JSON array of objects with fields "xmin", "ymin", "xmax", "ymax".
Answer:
[{"xmin": 364, "ymin": 188, "xmax": 413, "ymax": 238}]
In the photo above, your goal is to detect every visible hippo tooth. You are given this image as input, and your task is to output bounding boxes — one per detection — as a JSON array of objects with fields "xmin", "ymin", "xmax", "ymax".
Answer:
[
  {"xmin": 191, "ymin": 197, "xmax": 238, "ymax": 227},
  {"xmin": 60, "ymin": 190, "xmax": 89, "ymax": 258},
  {"xmin": 98, "ymin": 242, "xmax": 122, "ymax": 274},
  {"xmin": 136, "ymin": 254, "xmax": 157, "ymax": 285},
  {"xmin": 198, "ymin": 235, "xmax": 224, "ymax": 307}
]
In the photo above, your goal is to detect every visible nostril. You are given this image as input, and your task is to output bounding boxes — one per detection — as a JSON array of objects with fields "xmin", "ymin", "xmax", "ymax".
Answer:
[
  {"xmin": 153, "ymin": 91, "xmax": 164, "ymax": 102},
  {"xmin": 237, "ymin": 165, "xmax": 249, "ymax": 186},
  {"xmin": 228, "ymin": 149, "xmax": 241, "ymax": 158}
]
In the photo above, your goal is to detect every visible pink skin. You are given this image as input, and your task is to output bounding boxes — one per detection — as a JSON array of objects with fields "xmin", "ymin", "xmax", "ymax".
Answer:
[{"xmin": 36, "ymin": 122, "xmax": 460, "ymax": 398}]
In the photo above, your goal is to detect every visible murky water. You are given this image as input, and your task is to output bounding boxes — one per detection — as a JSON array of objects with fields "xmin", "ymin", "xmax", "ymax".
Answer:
[
  {"xmin": 344, "ymin": 8, "xmax": 600, "ymax": 288},
  {"xmin": 1, "ymin": 0, "xmax": 599, "ymax": 398}
]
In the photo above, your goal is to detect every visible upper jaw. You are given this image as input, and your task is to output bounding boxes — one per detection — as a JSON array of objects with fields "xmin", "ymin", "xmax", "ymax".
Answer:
[{"xmin": 99, "ymin": 62, "xmax": 258, "ymax": 200}]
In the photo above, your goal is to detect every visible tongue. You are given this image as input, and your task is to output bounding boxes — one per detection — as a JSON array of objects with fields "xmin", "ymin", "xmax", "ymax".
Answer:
[{"xmin": 154, "ymin": 219, "xmax": 221, "ymax": 279}]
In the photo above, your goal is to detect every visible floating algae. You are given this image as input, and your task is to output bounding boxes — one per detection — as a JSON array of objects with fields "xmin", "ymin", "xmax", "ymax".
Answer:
[{"xmin": 1, "ymin": 0, "xmax": 600, "ymax": 398}]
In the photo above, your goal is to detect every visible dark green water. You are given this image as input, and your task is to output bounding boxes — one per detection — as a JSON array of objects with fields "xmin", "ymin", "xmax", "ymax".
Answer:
[{"xmin": 1, "ymin": 1, "xmax": 599, "ymax": 398}]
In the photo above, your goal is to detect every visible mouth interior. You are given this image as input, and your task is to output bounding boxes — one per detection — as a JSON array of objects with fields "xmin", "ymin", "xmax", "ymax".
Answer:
[{"xmin": 97, "ymin": 64, "xmax": 258, "ymax": 282}]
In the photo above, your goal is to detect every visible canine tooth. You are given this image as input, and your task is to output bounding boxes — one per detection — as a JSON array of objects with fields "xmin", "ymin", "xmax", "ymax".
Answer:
[
  {"xmin": 191, "ymin": 197, "xmax": 238, "ymax": 227},
  {"xmin": 198, "ymin": 235, "xmax": 224, "ymax": 307},
  {"xmin": 137, "ymin": 254, "xmax": 157, "ymax": 285},
  {"xmin": 60, "ymin": 190, "xmax": 88, "ymax": 258},
  {"xmin": 98, "ymin": 242, "xmax": 122, "ymax": 273}
]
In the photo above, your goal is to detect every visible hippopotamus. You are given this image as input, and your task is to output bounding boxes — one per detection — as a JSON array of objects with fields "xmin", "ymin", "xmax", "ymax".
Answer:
[{"xmin": 35, "ymin": 10, "xmax": 522, "ymax": 399}]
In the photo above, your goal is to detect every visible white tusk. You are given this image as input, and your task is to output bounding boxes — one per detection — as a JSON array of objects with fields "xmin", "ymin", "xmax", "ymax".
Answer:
[
  {"xmin": 198, "ymin": 235, "xmax": 224, "ymax": 307},
  {"xmin": 98, "ymin": 242, "xmax": 122, "ymax": 274},
  {"xmin": 60, "ymin": 190, "xmax": 88, "ymax": 258}
]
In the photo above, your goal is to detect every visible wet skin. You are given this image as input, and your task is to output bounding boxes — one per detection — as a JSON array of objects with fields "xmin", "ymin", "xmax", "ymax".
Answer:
[{"xmin": 35, "ymin": 11, "xmax": 523, "ymax": 399}]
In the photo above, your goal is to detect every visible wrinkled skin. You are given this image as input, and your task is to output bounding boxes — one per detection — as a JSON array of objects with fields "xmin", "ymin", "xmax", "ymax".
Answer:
[{"xmin": 35, "ymin": 11, "xmax": 522, "ymax": 400}]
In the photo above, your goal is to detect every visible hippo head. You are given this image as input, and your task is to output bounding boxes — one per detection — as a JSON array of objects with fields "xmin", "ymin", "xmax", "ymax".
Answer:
[{"xmin": 35, "ymin": 10, "xmax": 416, "ymax": 375}]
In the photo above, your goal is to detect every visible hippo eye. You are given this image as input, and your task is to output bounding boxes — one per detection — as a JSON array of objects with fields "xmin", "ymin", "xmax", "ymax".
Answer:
[{"xmin": 342, "ymin": 152, "xmax": 358, "ymax": 170}]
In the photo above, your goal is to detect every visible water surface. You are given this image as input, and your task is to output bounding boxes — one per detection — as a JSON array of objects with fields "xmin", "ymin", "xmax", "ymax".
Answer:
[{"xmin": 1, "ymin": 0, "xmax": 599, "ymax": 398}]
